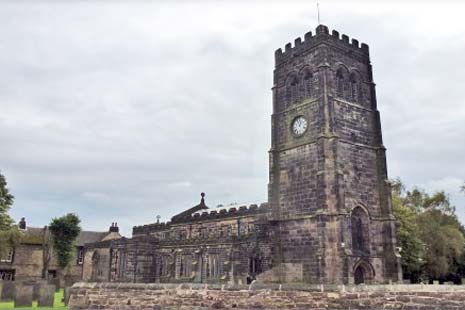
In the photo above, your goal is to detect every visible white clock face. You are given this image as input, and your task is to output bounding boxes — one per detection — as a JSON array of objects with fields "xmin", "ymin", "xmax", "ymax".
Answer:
[{"xmin": 292, "ymin": 116, "xmax": 308, "ymax": 136}]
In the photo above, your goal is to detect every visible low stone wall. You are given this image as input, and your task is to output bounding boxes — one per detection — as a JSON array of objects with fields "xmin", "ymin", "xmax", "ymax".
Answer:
[{"xmin": 69, "ymin": 282, "xmax": 465, "ymax": 310}]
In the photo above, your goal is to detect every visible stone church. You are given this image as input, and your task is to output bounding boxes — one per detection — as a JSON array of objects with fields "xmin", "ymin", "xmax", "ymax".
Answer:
[{"xmin": 82, "ymin": 24, "xmax": 402, "ymax": 285}]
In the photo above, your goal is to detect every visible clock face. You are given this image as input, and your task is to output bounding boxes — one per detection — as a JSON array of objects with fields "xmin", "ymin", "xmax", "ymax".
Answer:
[{"xmin": 292, "ymin": 116, "xmax": 308, "ymax": 136}]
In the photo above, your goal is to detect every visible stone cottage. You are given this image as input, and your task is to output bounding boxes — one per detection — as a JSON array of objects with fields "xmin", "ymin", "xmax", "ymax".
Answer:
[{"xmin": 0, "ymin": 218, "xmax": 121, "ymax": 286}]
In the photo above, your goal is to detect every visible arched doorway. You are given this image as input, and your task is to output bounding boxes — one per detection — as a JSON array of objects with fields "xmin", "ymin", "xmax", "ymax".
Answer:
[
  {"xmin": 354, "ymin": 265, "xmax": 365, "ymax": 284},
  {"xmin": 353, "ymin": 261, "xmax": 374, "ymax": 285},
  {"xmin": 91, "ymin": 251, "xmax": 100, "ymax": 281}
]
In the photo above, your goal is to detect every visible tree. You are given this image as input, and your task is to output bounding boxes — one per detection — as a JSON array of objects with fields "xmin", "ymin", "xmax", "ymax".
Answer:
[
  {"xmin": 0, "ymin": 171, "xmax": 15, "ymax": 230},
  {"xmin": 417, "ymin": 209, "xmax": 464, "ymax": 280},
  {"xmin": 391, "ymin": 179, "xmax": 465, "ymax": 283},
  {"xmin": 49, "ymin": 213, "xmax": 81, "ymax": 270},
  {"xmin": 391, "ymin": 179, "xmax": 424, "ymax": 281},
  {"xmin": 0, "ymin": 171, "xmax": 20, "ymax": 258}
]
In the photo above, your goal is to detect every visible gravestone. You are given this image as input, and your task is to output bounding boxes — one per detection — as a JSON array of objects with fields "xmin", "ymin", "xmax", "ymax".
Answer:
[
  {"xmin": 14, "ymin": 285, "xmax": 33, "ymax": 308},
  {"xmin": 1, "ymin": 281, "xmax": 15, "ymax": 300},
  {"xmin": 64, "ymin": 286, "xmax": 72, "ymax": 305},
  {"xmin": 38, "ymin": 284, "xmax": 56, "ymax": 307},
  {"xmin": 64, "ymin": 275, "xmax": 77, "ymax": 288},
  {"xmin": 49, "ymin": 278, "xmax": 60, "ymax": 291},
  {"xmin": 34, "ymin": 280, "xmax": 48, "ymax": 300}
]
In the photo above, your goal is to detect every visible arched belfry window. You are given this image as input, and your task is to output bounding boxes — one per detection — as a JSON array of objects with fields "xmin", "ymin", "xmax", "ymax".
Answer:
[
  {"xmin": 351, "ymin": 207, "xmax": 369, "ymax": 255},
  {"xmin": 349, "ymin": 72, "xmax": 362, "ymax": 102},
  {"xmin": 302, "ymin": 69, "xmax": 313, "ymax": 99},
  {"xmin": 335, "ymin": 68, "xmax": 346, "ymax": 98},
  {"xmin": 286, "ymin": 74, "xmax": 299, "ymax": 104}
]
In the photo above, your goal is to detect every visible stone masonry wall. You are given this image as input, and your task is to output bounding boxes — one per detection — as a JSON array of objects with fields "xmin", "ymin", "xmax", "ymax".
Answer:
[{"xmin": 69, "ymin": 282, "xmax": 465, "ymax": 310}]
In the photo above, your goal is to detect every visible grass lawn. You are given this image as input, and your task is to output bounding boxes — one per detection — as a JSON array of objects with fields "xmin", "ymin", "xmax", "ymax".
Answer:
[{"xmin": 0, "ymin": 289, "xmax": 67, "ymax": 310}]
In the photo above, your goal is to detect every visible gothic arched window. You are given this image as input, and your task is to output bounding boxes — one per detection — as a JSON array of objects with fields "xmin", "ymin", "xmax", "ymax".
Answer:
[
  {"xmin": 351, "ymin": 207, "xmax": 369, "ymax": 255},
  {"xmin": 349, "ymin": 73, "xmax": 358, "ymax": 101},
  {"xmin": 302, "ymin": 69, "xmax": 313, "ymax": 99},
  {"xmin": 336, "ymin": 68, "xmax": 346, "ymax": 98},
  {"xmin": 286, "ymin": 74, "xmax": 299, "ymax": 104}
]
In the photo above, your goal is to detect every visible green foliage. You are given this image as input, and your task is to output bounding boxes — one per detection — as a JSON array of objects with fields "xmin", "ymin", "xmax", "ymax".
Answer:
[
  {"xmin": 0, "ymin": 170, "xmax": 20, "ymax": 258},
  {"xmin": 49, "ymin": 213, "xmax": 81, "ymax": 269},
  {"xmin": 392, "ymin": 188, "xmax": 424, "ymax": 281},
  {"xmin": 392, "ymin": 179, "xmax": 465, "ymax": 283},
  {"xmin": 0, "ymin": 227, "xmax": 22, "ymax": 258},
  {"xmin": 0, "ymin": 170, "xmax": 15, "ymax": 230},
  {"xmin": 418, "ymin": 209, "xmax": 464, "ymax": 279}
]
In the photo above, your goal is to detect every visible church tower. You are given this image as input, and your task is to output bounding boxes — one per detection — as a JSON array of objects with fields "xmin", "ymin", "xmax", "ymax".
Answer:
[{"xmin": 268, "ymin": 25, "xmax": 402, "ymax": 284}]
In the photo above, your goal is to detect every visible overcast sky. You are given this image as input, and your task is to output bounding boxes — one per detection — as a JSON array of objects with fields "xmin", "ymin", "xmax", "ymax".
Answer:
[{"xmin": 1, "ymin": 1, "xmax": 464, "ymax": 236}]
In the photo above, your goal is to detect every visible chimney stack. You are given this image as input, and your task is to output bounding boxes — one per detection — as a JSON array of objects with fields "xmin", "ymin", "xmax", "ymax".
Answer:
[
  {"xmin": 19, "ymin": 217, "xmax": 26, "ymax": 230},
  {"xmin": 109, "ymin": 222, "xmax": 119, "ymax": 233}
]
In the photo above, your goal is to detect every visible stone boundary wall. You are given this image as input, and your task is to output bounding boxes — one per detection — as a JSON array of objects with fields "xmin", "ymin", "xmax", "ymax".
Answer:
[{"xmin": 68, "ymin": 282, "xmax": 465, "ymax": 310}]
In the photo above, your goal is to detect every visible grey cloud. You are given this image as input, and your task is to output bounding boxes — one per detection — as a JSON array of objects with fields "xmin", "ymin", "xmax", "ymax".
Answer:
[{"xmin": 1, "ymin": 2, "xmax": 464, "ymax": 235}]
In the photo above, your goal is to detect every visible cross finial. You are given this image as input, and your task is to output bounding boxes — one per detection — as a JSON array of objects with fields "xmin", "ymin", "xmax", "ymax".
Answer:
[{"xmin": 156, "ymin": 215, "xmax": 161, "ymax": 223}]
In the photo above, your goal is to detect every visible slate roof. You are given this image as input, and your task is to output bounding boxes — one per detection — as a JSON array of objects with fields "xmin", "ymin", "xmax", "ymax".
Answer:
[
  {"xmin": 20, "ymin": 227, "xmax": 45, "ymax": 245},
  {"xmin": 75, "ymin": 231, "xmax": 108, "ymax": 246},
  {"xmin": 20, "ymin": 226, "xmax": 108, "ymax": 246}
]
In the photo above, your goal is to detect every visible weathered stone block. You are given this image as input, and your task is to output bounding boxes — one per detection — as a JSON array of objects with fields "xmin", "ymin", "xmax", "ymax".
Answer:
[
  {"xmin": 38, "ymin": 284, "xmax": 55, "ymax": 307},
  {"xmin": 14, "ymin": 285, "xmax": 33, "ymax": 308},
  {"xmin": 49, "ymin": 278, "xmax": 61, "ymax": 291},
  {"xmin": 0, "ymin": 281, "xmax": 15, "ymax": 300},
  {"xmin": 64, "ymin": 286, "xmax": 72, "ymax": 305}
]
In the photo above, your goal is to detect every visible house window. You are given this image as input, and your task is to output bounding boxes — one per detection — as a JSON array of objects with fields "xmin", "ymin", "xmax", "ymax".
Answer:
[
  {"xmin": 48, "ymin": 270, "xmax": 57, "ymax": 279},
  {"xmin": 0, "ymin": 270, "xmax": 15, "ymax": 281},
  {"xmin": 77, "ymin": 247, "xmax": 84, "ymax": 265},
  {"xmin": 0, "ymin": 249, "xmax": 14, "ymax": 263}
]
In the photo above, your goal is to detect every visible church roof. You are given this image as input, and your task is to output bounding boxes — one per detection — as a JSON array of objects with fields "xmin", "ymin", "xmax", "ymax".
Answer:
[{"xmin": 170, "ymin": 193, "xmax": 209, "ymax": 223}]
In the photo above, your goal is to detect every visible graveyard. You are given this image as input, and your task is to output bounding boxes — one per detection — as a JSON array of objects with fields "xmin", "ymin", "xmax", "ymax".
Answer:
[{"xmin": 0, "ymin": 283, "xmax": 66, "ymax": 310}]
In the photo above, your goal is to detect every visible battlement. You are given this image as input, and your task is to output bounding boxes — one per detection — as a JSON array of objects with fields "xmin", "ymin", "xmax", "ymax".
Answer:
[
  {"xmin": 275, "ymin": 24, "xmax": 369, "ymax": 66},
  {"xmin": 132, "ymin": 202, "xmax": 270, "ymax": 236},
  {"xmin": 190, "ymin": 202, "xmax": 269, "ymax": 221},
  {"xmin": 132, "ymin": 221, "xmax": 172, "ymax": 236}
]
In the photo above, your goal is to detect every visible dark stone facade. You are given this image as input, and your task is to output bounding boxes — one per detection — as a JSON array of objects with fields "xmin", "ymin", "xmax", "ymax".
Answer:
[
  {"xmin": 268, "ymin": 24, "xmax": 402, "ymax": 284},
  {"xmin": 82, "ymin": 24, "xmax": 402, "ymax": 285}
]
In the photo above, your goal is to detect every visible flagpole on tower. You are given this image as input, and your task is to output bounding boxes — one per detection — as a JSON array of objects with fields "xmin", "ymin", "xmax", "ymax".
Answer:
[{"xmin": 317, "ymin": 2, "xmax": 321, "ymax": 25}]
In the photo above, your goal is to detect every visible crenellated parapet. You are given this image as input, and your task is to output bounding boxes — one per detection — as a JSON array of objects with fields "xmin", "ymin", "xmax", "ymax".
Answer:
[
  {"xmin": 132, "ymin": 202, "xmax": 270, "ymax": 235},
  {"xmin": 274, "ymin": 24, "xmax": 369, "ymax": 67},
  {"xmin": 189, "ymin": 202, "xmax": 270, "ymax": 222},
  {"xmin": 133, "ymin": 221, "xmax": 172, "ymax": 235}
]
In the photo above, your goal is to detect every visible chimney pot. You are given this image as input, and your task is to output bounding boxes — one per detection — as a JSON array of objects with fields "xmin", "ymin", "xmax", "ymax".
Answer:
[{"xmin": 19, "ymin": 217, "xmax": 26, "ymax": 230}]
